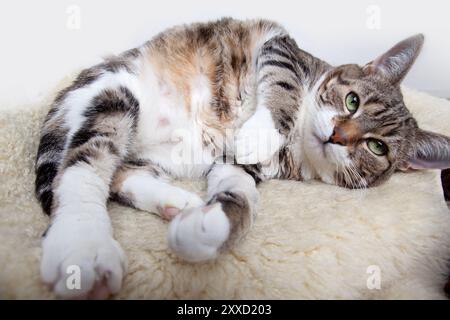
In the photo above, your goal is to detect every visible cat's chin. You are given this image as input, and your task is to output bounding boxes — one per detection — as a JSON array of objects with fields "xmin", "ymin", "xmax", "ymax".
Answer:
[
  {"xmin": 302, "ymin": 143, "xmax": 334, "ymax": 183},
  {"xmin": 319, "ymin": 174, "xmax": 336, "ymax": 185},
  {"xmin": 324, "ymin": 143, "xmax": 350, "ymax": 166},
  {"xmin": 302, "ymin": 131, "xmax": 352, "ymax": 186}
]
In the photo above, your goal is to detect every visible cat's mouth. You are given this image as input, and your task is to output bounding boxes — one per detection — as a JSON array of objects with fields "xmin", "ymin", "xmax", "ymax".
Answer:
[
  {"xmin": 312, "ymin": 133, "xmax": 329, "ymax": 158},
  {"xmin": 311, "ymin": 131, "xmax": 351, "ymax": 169}
]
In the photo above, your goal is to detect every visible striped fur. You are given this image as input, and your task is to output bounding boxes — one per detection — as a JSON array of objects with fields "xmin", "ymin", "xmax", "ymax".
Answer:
[{"xmin": 34, "ymin": 18, "xmax": 450, "ymax": 298}]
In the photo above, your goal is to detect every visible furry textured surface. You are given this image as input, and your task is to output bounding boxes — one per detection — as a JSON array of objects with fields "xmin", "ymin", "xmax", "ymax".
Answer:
[{"xmin": 0, "ymin": 77, "xmax": 449, "ymax": 299}]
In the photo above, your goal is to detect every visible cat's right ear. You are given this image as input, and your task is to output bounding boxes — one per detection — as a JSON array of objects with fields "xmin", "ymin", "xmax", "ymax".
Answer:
[
  {"xmin": 363, "ymin": 34, "xmax": 424, "ymax": 85},
  {"xmin": 399, "ymin": 129, "xmax": 450, "ymax": 171}
]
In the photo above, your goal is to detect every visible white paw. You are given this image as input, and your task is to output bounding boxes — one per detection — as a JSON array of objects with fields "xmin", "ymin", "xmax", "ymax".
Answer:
[
  {"xmin": 167, "ymin": 203, "xmax": 230, "ymax": 262},
  {"xmin": 41, "ymin": 214, "xmax": 127, "ymax": 299},
  {"xmin": 157, "ymin": 188, "xmax": 204, "ymax": 220},
  {"xmin": 235, "ymin": 121, "xmax": 284, "ymax": 164}
]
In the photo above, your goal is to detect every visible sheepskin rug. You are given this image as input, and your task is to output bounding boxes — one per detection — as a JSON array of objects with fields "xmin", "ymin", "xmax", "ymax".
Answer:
[{"xmin": 0, "ymin": 77, "xmax": 449, "ymax": 299}]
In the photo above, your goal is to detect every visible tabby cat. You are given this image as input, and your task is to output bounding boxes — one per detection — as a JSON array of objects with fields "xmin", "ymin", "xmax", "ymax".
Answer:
[{"xmin": 35, "ymin": 18, "xmax": 450, "ymax": 298}]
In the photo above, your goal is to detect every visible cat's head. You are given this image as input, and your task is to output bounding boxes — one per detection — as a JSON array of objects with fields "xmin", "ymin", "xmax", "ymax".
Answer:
[{"xmin": 303, "ymin": 34, "xmax": 450, "ymax": 188}]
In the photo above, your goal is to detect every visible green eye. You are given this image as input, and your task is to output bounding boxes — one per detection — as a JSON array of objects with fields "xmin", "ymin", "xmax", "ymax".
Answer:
[
  {"xmin": 367, "ymin": 138, "xmax": 388, "ymax": 156},
  {"xmin": 345, "ymin": 92, "xmax": 360, "ymax": 113}
]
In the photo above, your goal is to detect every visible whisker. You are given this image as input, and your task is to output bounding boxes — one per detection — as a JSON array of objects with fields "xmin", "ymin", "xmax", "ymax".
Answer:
[
  {"xmin": 348, "ymin": 163, "xmax": 368, "ymax": 200},
  {"xmin": 335, "ymin": 161, "xmax": 368, "ymax": 202}
]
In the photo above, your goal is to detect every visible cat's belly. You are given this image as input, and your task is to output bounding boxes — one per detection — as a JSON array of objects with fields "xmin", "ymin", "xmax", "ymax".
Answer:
[
  {"xmin": 131, "ymin": 65, "xmax": 227, "ymax": 178},
  {"xmin": 133, "ymin": 120, "xmax": 219, "ymax": 178}
]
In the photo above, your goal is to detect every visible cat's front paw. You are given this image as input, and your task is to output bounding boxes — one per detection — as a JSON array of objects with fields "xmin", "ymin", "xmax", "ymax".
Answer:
[
  {"xmin": 157, "ymin": 188, "xmax": 204, "ymax": 221},
  {"xmin": 235, "ymin": 121, "xmax": 284, "ymax": 164},
  {"xmin": 167, "ymin": 203, "xmax": 230, "ymax": 262},
  {"xmin": 41, "ymin": 215, "xmax": 127, "ymax": 299}
]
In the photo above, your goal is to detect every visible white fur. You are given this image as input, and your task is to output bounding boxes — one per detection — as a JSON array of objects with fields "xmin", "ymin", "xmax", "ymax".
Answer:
[
  {"xmin": 123, "ymin": 25, "xmax": 286, "ymax": 175},
  {"xmin": 2, "ymin": 82, "xmax": 450, "ymax": 299},
  {"xmin": 190, "ymin": 74, "xmax": 212, "ymax": 111},
  {"xmin": 167, "ymin": 164, "xmax": 258, "ymax": 262},
  {"xmin": 133, "ymin": 59, "xmax": 216, "ymax": 178},
  {"xmin": 119, "ymin": 171, "xmax": 204, "ymax": 214},
  {"xmin": 61, "ymin": 68, "xmax": 141, "ymax": 150},
  {"xmin": 207, "ymin": 164, "xmax": 258, "ymax": 207},
  {"xmin": 168, "ymin": 203, "xmax": 230, "ymax": 262},
  {"xmin": 41, "ymin": 165, "xmax": 127, "ymax": 299},
  {"xmin": 295, "ymin": 74, "xmax": 351, "ymax": 184},
  {"xmin": 38, "ymin": 64, "xmax": 143, "ymax": 299},
  {"xmin": 235, "ymin": 105, "xmax": 284, "ymax": 164},
  {"xmin": 43, "ymin": 54, "xmax": 233, "ymax": 293},
  {"xmin": 232, "ymin": 23, "xmax": 288, "ymax": 165},
  {"xmin": 56, "ymin": 164, "xmax": 111, "ymax": 211},
  {"xmin": 41, "ymin": 213, "xmax": 126, "ymax": 298}
]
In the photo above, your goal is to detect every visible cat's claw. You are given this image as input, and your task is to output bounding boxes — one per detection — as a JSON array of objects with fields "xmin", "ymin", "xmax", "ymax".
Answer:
[
  {"xmin": 167, "ymin": 203, "xmax": 230, "ymax": 262},
  {"xmin": 41, "ymin": 215, "xmax": 127, "ymax": 299}
]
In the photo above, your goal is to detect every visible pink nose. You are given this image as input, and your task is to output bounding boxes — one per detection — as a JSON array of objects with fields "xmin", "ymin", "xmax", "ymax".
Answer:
[
  {"xmin": 327, "ymin": 120, "xmax": 361, "ymax": 146},
  {"xmin": 328, "ymin": 127, "xmax": 347, "ymax": 146}
]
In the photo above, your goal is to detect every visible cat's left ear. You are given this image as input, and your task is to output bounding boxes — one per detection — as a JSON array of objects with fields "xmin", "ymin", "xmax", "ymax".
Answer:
[
  {"xmin": 364, "ymin": 34, "xmax": 424, "ymax": 85},
  {"xmin": 400, "ymin": 129, "xmax": 450, "ymax": 171}
]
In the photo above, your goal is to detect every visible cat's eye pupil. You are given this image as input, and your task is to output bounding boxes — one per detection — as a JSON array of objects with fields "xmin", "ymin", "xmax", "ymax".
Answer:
[
  {"xmin": 367, "ymin": 138, "xmax": 388, "ymax": 156},
  {"xmin": 345, "ymin": 92, "xmax": 360, "ymax": 113}
]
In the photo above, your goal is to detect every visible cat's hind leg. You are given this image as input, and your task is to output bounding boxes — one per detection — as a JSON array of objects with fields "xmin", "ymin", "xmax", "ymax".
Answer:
[
  {"xmin": 167, "ymin": 164, "xmax": 259, "ymax": 262},
  {"xmin": 110, "ymin": 161, "xmax": 204, "ymax": 220},
  {"xmin": 39, "ymin": 84, "xmax": 139, "ymax": 299}
]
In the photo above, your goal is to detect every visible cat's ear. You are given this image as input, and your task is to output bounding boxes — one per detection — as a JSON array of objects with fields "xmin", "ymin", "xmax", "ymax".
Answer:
[
  {"xmin": 364, "ymin": 34, "xmax": 424, "ymax": 85},
  {"xmin": 400, "ymin": 129, "xmax": 450, "ymax": 171}
]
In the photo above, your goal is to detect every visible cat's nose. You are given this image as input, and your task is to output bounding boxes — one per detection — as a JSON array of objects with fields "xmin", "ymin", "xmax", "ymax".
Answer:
[
  {"xmin": 328, "ymin": 128, "xmax": 347, "ymax": 146},
  {"xmin": 327, "ymin": 121, "xmax": 361, "ymax": 146}
]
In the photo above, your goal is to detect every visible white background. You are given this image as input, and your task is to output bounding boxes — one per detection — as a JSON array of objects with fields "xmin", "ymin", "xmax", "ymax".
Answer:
[{"xmin": 1, "ymin": 0, "xmax": 449, "ymax": 106}]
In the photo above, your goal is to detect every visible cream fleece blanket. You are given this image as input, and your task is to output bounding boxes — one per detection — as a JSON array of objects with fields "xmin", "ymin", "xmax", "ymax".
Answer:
[{"xmin": 0, "ymin": 78, "xmax": 450, "ymax": 299}]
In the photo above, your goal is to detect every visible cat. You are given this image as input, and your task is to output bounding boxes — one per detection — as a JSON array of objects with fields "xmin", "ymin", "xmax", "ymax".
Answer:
[{"xmin": 35, "ymin": 18, "xmax": 450, "ymax": 299}]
